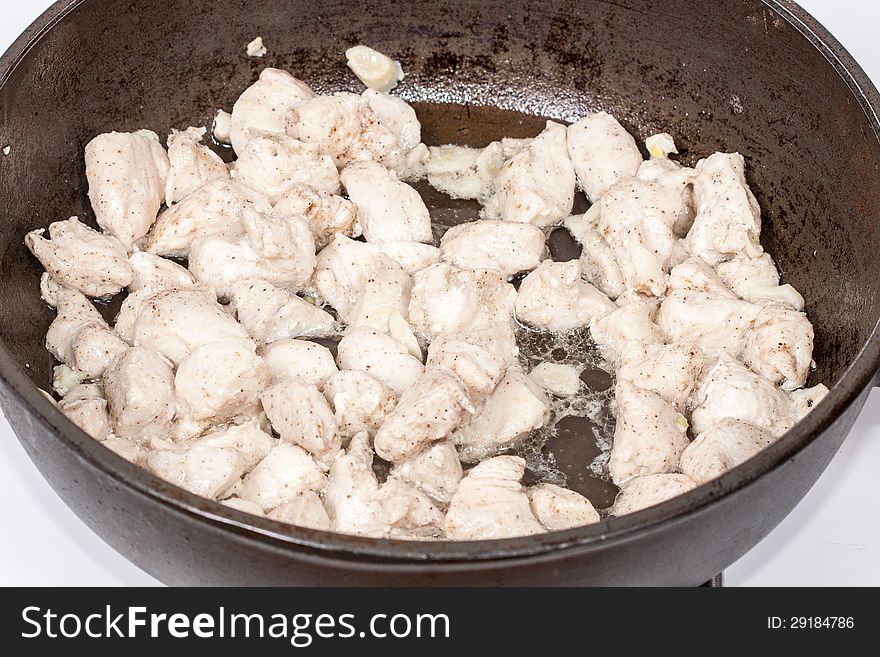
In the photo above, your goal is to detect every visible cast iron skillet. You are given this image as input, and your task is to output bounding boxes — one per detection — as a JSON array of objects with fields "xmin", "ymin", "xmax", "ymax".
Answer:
[{"xmin": 1, "ymin": 0, "xmax": 879, "ymax": 585}]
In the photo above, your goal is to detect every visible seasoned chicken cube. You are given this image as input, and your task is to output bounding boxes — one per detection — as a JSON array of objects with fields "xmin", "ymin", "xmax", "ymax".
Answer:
[
  {"xmin": 426, "ymin": 334, "xmax": 507, "ymax": 400},
  {"xmin": 261, "ymin": 339, "xmax": 338, "ymax": 387},
  {"xmin": 527, "ymin": 483, "xmax": 600, "ymax": 530},
  {"xmin": 680, "ymin": 418, "xmax": 775, "ymax": 484},
  {"xmin": 454, "ymin": 364, "xmax": 548, "ymax": 463},
  {"xmin": 103, "ymin": 347, "xmax": 175, "ymax": 442},
  {"xmin": 374, "ymin": 240, "xmax": 441, "ymax": 275},
  {"xmin": 147, "ymin": 440, "xmax": 247, "ymax": 499},
  {"xmin": 273, "ymin": 184, "xmax": 360, "ymax": 250},
  {"xmin": 261, "ymin": 377, "xmax": 341, "ymax": 463},
  {"xmin": 239, "ymin": 443, "xmax": 327, "ymax": 512},
  {"xmin": 483, "ymin": 121, "xmax": 576, "ymax": 227},
  {"xmin": 229, "ymin": 67, "xmax": 315, "ymax": 155},
  {"xmin": 409, "ymin": 263, "xmax": 517, "ymax": 339},
  {"xmin": 340, "ymin": 161, "xmax": 431, "ymax": 243},
  {"xmin": 444, "ymin": 456, "xmax": 545, "ymax": 540},
  {"xmin": 362, "ymin": 89, "xmax": 421, "ymax": 154},
  {"xmin": 668, "ymin": 257, "xmax": 735, "ymax": 297},
  {"xmin": 564, "ymin": 211, "xmax": 626, "ymax": 300},
  {"xmin": 336, "ymin": 329, "xmax": 424, "ymax": 396},
  {"xmin": 233, "ymin": 131, "xmax": 340, "ymax": 202},
  {"xmin": 164, "ymin": 126, "xmax": 229, "ymax": 204},
  {"xmin": 390, "ymin": 441, "xmax": 463, "ymax": 504},
  {"xmin": 590, "ymin": 296, "xmax": 663, "ymax": 363},
  {"xmin": 375, "ymin": 368, "xmax": 474, "ymax": 462},
  {"xmin": 686, "ymin": 152, "xmax": 763, "ymax": 265},
  {"xmin": 323, "ymin": 369, "xmax": 397, "ymax": 437},
  {"xmin": 566, "ymin": 111, "xmax": 642, "ymax": 201},
  {"xmin": 84, "ymin": 130, "xmax": 170, "ymax": 249},
  {"xmin": 102, "ymin": 436, "xmax": 148, "ymax": 465},
  {"xmin": 657, "ymin": 289, "xmax": 760, "ymax": 360},
  {"xmin": 26, "ymin": 217, "xmax": 133, "ymax": 298},
  {"xmin": 790, "ymin": 384, "xmax": 830, "ymax": 421},
  {"xmin": 743, "ymin": 304, "xmax": 814, "ymax": 391},
  {"xmin": 228, "ymin": 280, "xmax": 336, "ymax": 345},
  {"xmin": 127, "ymin": 251, "xmax": 195, "ymax": 293},
  {"xmin": 439, "ymin": 220, "xmax": 544, "ymax": 278},
  {"xmin": 376, "ymin": 478, "xmax": 444, "ymax": 538},
  {"xmin": 197, "ymin": 419, "xmax": 275, "ymax": 471},
  {"xmin": 347, "ymin": 255, "xmax": 413, "ymax": 333},
  {"xmin": 424, "ymin": 138, "xmax": 531, "ymax": 201},
  {"xmin": 57, "ymin": 383, "xmax": 112, "ymax": 441},
  {"xmin": 611, "ymin": 473, "xmax": 698, "ymax": 516},
  {"xmin": 716, "ymin": 254, "xmax": 805, "ymax": 310},
  {"xmin": 515, "ymin": 260, "xmax": 615, "ymax": 331},
  {"xmin": 636, "ymin": 141, "xmax": 695, "ymax": 237},
  {"xmin": 617, "ymin": 341, "xmax": 703, "ymax": 410},
  {"xmin": 689, "ymin": 355, "xmax": 796, "ymax": 437},
  {"xmin": 268, "ymin": 491, "xmax": 331, "ymax": 530},
  {"xmin": 323, "ymin": 432, "xmax": 386, "ymax": 536},
  {"xmin": 145, "ymin": 178, "xmax": 272, "ymax": 258}
]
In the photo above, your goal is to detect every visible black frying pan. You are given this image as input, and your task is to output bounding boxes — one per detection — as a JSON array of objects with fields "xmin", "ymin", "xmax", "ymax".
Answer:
[{"xmin": 1, "ymin": 0, "xmax": 879, "ymax": 585}]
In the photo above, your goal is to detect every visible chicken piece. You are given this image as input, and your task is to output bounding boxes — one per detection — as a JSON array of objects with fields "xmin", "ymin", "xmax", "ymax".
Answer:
[
  {"xmin": 239, "ymin": 443, "xmax": 328, "ymax": 512},
  {"xmin": 346, "ymin": 47, "xmax": 404, "ymax": 93},
  {"xmin": 346, "ymin": 255, "xmax": 413, "ymax": 333},
  {"xmin": 147, "ymin": 439, "xmax": 247, "ymax": 499},
  {"xmin": 260, "ymin": 339, "xmax": 338, "ymax": 387},
  {"xmin": 564, "ymin": 211, "xmax": 626, "ymax": 300},
  {"xmin": 667, "ymin": 258, "xmax": 735, "ymax": 297},
  {"xmin": 444, "ymin": 456, "xmax": 545, "ymax": 540},
  {"xmin": 101, "ymin": 436, "xmax": 149, "ymax": 465},
  {"xmin": 439, "ymin": 220, "xmax": 544, "ymax": 278},
  {"xmin": 145, "ymin": 178, "xmax": 272, "ymax": 258},
  {"xmin": 790, "ymin": 384, "xmax": 830, "ymax": 421},
  {"xmin": 233, "ymin": 131, "xmax": 340, "ymax": 203},
  {"xmin": 528, "ymin": 362, "xmax": 582, "ymax": 397},
  {"xmin": 222, "ymin": 497, "xmax": 264, "ymax": 515},
  {"xmin": 617, "ymin": 341, "xmax": 703, "ymax": 410},
  {"xmin": 390, "ymin": 441, "xmax": 463, "ymax": 504},
  {"xmin": 323, "ymin": 369, "xmax": 396, "ymax": 438},
  {"xmin": 228, "ymin": 280, "xmax": 336, "ymax": 345},
  {"xmin": 656, "ymin": 289, "xmax": 760, "ymax": 360},
  {"xmin": 103, "ymin": 347, "xmax": 175, "ymax": 442},
  {"xmin": 454, "ymin": 364, "xmax": 548, "ymax": 463},
  {"xmin": 375, "ymin": 478, "xmax": 444, "ymax": 538},
  {"xmin": 424, "ymin": 138, "xmax": 531, "ymax": 202},
  {"xmin": 164, "ymin": 126, "xmax": 229, "ymax": 204},
  {"xmin": 426, "ymin": 334, "xmax": 507, "ymax": 401},
  {"xmin": 689, "ymin": 355, "xmax": 796, "ymax": 437},
  {"xmin": 374, "ymin": 241, "xmax": 441, "ymax": 275},
  {"xmin": 25, "ymin": 217, "xmax": 133, "ymax": 298},
  {"xmin": 268, "ymin": 491, "xmax": 331, "ymax": 530},
  {"xmin": 212, "ymin": 110, "xmax": 232, "ymax": 144},
  {"xmin": 483, "ymin": 121, "xmax": 576, "ymax": 227},
  {"xmin": 229, "ymin": 67, "xmax": 315, "ymax": 155},
  {"xmin": 716, "ymin": 254, "xmax": 805, "ymax": 310},
  {"xmin": 127, "ymin": 251, "xmax": 195, "ymax": 293},
  {"xmin": 323, "ymin": 432, "xmax": 386, "ymax": 536},
  {"xmin": 611, "ymin": 474, "xmax": 698, "ymax": 515},
  {"xmin": 362, "ymin": 89, "xmax": 421, "ymax": 153},
  {"xmin": 273, "ymin": 184, "xmax": 360, "ymax": 250},
  {"xmin": 742, "ymin": 304, "xmax": 814, "ymax": 391},
  {"xmin": 680, "ymin": 418, "xmax": 775, "ymax": 484},
  {"xmin": 515, "ymin": 260, "xmax": 615, "ymax": 331},
  {"xmin": 566, "ymin": 112, "xmax": 642, "ymax": 202},
  {"xmin": 340, "ymin": 161, "xmax": 431, "ymax": 243},
  {"xmin": 409, "ymin": 263, "xmax": 516, "ymax": 339},
  {"xmin": 608, "ymin": 381, "xmax": 690, "ymax": 485},
  {"xmin": 84, "ymin": 130, "xmax": 170, "ymax": 249},
  {"xmin": 57, "ymin": 383, "xmax": 112, "ymax": 441},
  {"xmin": 527, "ymin": 483, "xmax": 600, "ymax": 530},
  {"xmin": 637, "ymin": 140, "xmax": 695, "ymax": 237},
  {"xmin": 335, "ymin": 329, "xmax": 424, "ymax": 396},
  {"xmin": 197, "ymin": 419, "xmax": 275, "ymax": 471},
  {"xmin": 375, "ymin": 369, "xmax": 474, "ymax": 463},
  {"xmin": 261, "ymin": 377, "xmax": 341, "ymax": 463},
  {"xmin": 590, "ymin": 297, "xmax": 663, "ymax": 363},
  {"xmin": 686, "ymin": 152, "xmax": 763, "ymax": 265}
]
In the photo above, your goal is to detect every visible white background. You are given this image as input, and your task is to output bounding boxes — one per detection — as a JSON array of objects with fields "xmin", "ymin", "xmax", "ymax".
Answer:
[{"xmin": 1, "ymin": 0, "xmax": 878, "ymax": 586}]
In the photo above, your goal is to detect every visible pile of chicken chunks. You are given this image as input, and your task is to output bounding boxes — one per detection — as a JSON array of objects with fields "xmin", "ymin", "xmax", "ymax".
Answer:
[{"xmin": 26, "ymin": 61, "xmax": 828, "ymax": 541}]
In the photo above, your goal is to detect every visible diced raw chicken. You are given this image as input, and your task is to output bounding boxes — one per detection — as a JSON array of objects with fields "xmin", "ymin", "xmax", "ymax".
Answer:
[
  {"xmin": 261, "ymin": 339, "xmax": 338, "ymax": 387},
  {"xmin": 716, "ymin": 254, "xmax": 805, "ymax": 311},
  {"xmin": 680, "ymin": 418, "xmax": 775, "ymax": 484},
  {"xmin": 426, "ymin": 334, "xmax": 507, "ymax": 400},
  {"xmin": 454, "ymin": 364, "xmax": 548, "ymax": 463},
  {"xmin": 667, "ymin": 257, "xmax": 736, "ymax": 297},
  {"xmin": 743, "ymin": 304, "xmax": 814, "ymax": 391},
  {"xmin": 689, "ymin": 355, "xmax": 796, "ymax": 437},
  {"xmin": 514, "ymin": 259, "xmax": 615, "ymax": 331},
  {"xmin": 528, "ymin": 362, "xmax": 581, "ymax": 397},
  {"xmin": 617, "ymin": 341, "xmax": 703, "ymax": 410},
  {"xmin": 239, "ymin": 442, "xmax": 327, "ymax": 512},
  {"xmin": 424, "ymin": 138, "xmax": 531, "ymax": 201},
  {"xmin": 147, "ymin": 440, "xmax": 247, "ymax": 499},
  {"xmin": 375, "ymin": 368, "xmax": 474, "ymax": 462},
  {"xmin": 611, "ymin": 474, "xmax": 698, "ymax": 516},
  {"xmin": 790, "ymin": 384, "xmax": 830, "ymax": 421},
  {"xmin": 439, "ymin": 220, "xmax": 544, "ymax": 278},
  {"xmin": 228, "ymin": 280, "xmax": 336, "ymax": 345},
  {"xmin": 197, "ymin": 419, "xmax": 275, "ymax": 471},
  {"xmin": 268, "ymin": 491, "xmax": 331, "ymax": 530},
  {"xmin": 608, "ymin": 381, "xmax": 690, "ymax": 485},
  {"xmin": 483, "ymin": 121, "xmax": 576, "ymax": 227},
  {"xmin": 374, "ymin": 241, "xmax": 441, "ymax": 275},
  {"xmin": 85, "ymin": 130, "xmax": 170, "ymax": 249},
  {"xmin": 590, "ymin": 296, "xmax": 663, "ymax": 363},
  {"xmin": 686, "ymin": 152, "xmax": 763, "ymax": 265},
  {"xmin": 273, "ymin": 184, "xmax": 360, "ymax": 250},
  {"xmin": 164, "ymin": 126, "xmax": 229, "ymax": 204},
  {"xmin": 347, "ymin": 255, "xmax": 413, "ymax": 333},
  {"xmin": 222, "ymin": 497, "xmax": 265, "ymax": 516},
  {"xmin": 636, "ymin": 140, "xmax": 695, "ymax": 237},
  {"xmin": 26, "ymin": 217, "xmax": 133, "ymax": 298},
  {"xmin": 564, "ymin": 210, "xmax": 626, "ymax": 300},
  {"xmin": 323, "ymin": 369, "xmax": 397, "ymax": 437},
  {"xmin": 233, "ymin": 131, "xmax": 340, "ymax": 202},
  {"xmin": 323, "ymin": 432, "xmax": 386, "ymax": 536},
  {"xmin": 336, "ymin": 329, "xmax": 424, "ymax": 396},
  {"xmin": 390, "ymin": 441, "xmax": 463, "ymax": 504},
  {"xmin": 102, "ymin": 435, "xmax": 148, "ymax": 465},
  {"xmin": 341, "ymin": 161, "xmax": 431, "ymax": 243},
  {"xmin": 145, "ymin": 178, "xmax": 272, "ymax": 258},
  {"xmin": 376, "ymin": 478, "xmax": 445, "ymax": 538},
  {"xmin": 57, "ymin": 383, "xmax": 112, "ymax": 441},
  {"xmin": 443, "ymin": 456, "xmax": 545, "ymax": 540},
  {"xmin": 103, "ymin": 347, "xmax": 175, "ymax": 442},
  {"xmin": 362, "ymin": 89, "xmax": 421, "ymax": 153},
  {"xmin": 566, "ymin": 112, "xmax": 642, "ymax": 201},
  {"xmin": 527, "ymin": 483, "xmax": 600, "ymax": 530},
  {"xmin": 229, "ymin": 68, "xmax": 315, "ymax": 155},
  {"xmin": 261, "ymin": 377, "xmax": 341, "ymax": 463},
  {"xmin": 127, "ymin": 251, "xmax": 195, "ymax": 293}
]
